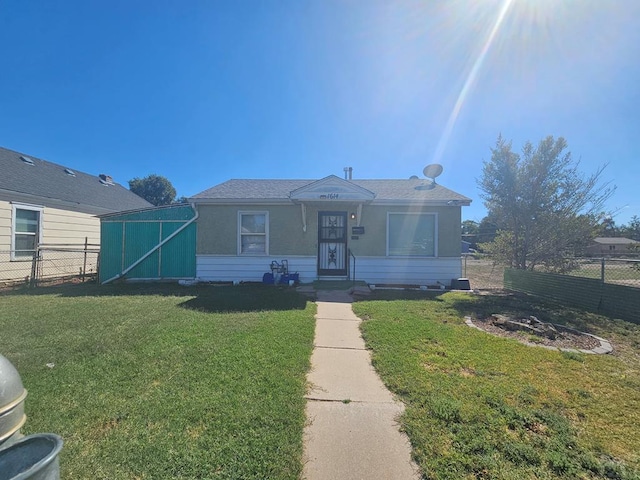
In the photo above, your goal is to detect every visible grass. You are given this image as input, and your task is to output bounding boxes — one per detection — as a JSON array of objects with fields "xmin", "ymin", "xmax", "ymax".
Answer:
[
  {"xmin": 463, "ymin": 257, "xmax": 506, "ymax": 289},
  {"xmin": 0, "ymin": 283, "xmax": 316, "ymax": 480},
  {"xmin": 352, "ymin": 291, "xmax": 640, "ymax": 480}
]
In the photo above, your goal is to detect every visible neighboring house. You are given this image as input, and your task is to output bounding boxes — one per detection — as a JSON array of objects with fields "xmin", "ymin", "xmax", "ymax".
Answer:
[
  {"xmin": 190, "ymin": 173, "xmax": 471, "ymax": 286},
  {"xmin": 586, "ymin": 237, "xmax": 640, "ymax": 256},
  {"xmin": 0, "ymin": 147, "xmax": 152, "ymax": 283}
]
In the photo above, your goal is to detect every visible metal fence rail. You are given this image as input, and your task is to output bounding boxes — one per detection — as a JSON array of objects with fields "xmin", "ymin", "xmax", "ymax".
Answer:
[
  {"xmin": 462, "ymin": 255, "xmax": 640, "ymax": 291},
  {"xmin": 566, "ymin": 257, "xmax": 640, "ymax": 288},
  {"xmin": 0, "ymin": 241, "xmax": 99, "ymax": 287},
  {"xmin": 462, "ymin": 255, "xmax": 505, "ymax": 290}
]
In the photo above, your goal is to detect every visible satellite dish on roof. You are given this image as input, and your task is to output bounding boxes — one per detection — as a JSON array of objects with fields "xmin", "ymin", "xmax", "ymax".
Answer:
[{"xmin": 423, "ymin": 164, "xmax": 443, "ymax": 184}]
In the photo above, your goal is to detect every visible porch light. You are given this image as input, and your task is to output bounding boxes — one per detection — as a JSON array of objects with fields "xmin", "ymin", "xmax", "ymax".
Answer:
[{"xmin": 350, "ymin": 212, "xmax": 356, "ymax": 220}]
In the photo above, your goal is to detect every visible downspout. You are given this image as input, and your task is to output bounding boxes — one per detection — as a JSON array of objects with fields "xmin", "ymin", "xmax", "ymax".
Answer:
[
  {"xmin": 300, "ymin": 203, "xmax": 307, "ymax": 232},
  {"xmin": 101, "ymin": 203, "xmax": 199, "ymax": 285}
]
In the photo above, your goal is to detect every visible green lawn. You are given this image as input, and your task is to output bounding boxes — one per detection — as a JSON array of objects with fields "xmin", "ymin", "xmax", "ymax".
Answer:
[
  {"xmin": 353, "ymin": 291, "xmax": 640, "ymax": 480},
  {"xmin": 0, "ymin": 284, "xmax": 316, "ymax": 480}
]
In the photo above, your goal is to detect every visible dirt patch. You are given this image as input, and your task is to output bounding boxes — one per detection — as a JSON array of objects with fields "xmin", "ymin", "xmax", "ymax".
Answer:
[{"xmin": 468, "ymin": 315, "xmax": 603, "ymax": 351}]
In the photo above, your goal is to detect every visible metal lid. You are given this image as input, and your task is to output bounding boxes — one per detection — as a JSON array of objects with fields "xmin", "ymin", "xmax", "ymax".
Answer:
[{"xmin": 0, "ymin": 354, "xmax": 28, "ymax": 443}]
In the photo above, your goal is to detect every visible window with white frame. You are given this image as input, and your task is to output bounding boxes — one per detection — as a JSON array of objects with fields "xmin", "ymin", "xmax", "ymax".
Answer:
[
  {"xmin": 12, "ymin": 204, "xmax": 43, "ymax": 260},
  {"xmin": 238, "ymin": 211, "xmax": 268, "ymax": 255},
  {"xmin": 387, "ymin": 213, "xmax": 436, "ymax": 256}
]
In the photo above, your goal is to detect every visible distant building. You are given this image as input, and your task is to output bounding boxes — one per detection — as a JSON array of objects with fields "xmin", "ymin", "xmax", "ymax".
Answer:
[{"xmin": 585, "ymin": 237, "xmax": 640, "ymax": 256}]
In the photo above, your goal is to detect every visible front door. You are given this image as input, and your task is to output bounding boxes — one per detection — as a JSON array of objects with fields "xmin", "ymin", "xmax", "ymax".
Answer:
[{"xmin": 317, "ymin": 211, "xmax": 348, "ymax": 276}]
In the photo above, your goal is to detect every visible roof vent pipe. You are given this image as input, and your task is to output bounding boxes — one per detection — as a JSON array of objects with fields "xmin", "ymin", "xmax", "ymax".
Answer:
[
  {"xmin": 343, "ymin": 167, "xmax": 353, "ymax": 180},
  {"xmin": 348, "ymin": 167, "xmax": 353, "ymax": 180}
]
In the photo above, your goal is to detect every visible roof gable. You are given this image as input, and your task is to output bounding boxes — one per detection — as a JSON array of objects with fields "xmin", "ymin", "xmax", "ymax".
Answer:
[
  {"xmin": 0, "ymin": 147, "xmax": 152, "ymax": 214},
  {"xmin": 289, "ymin": 175, "xmax": 375, "ymax": 202},
  {"xmin": 191, "ymin": 177, "xmax": 471, "ymax": 205},
  {"xmin": 593, "ymin": 237, "xmax": 639, "ymax": 245}
]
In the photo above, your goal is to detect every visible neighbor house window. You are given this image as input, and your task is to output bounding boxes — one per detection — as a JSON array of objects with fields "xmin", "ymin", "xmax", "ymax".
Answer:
[
  {"xmin": 238, "ymin": 211, "xmax": 268, "ymax": 255},
  {"xmin": 12, "ymin": 204, "xmax": 43, "ymax": 260},
  {"xmin": 387, "ymin": 213, "xmax": 436, "ymax": 256}
]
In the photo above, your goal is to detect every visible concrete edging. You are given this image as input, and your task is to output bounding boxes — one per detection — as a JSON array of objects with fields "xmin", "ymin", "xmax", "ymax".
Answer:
[{"xmin": 464, "ymin": 316, "xmax": 613, "ymax": 355}]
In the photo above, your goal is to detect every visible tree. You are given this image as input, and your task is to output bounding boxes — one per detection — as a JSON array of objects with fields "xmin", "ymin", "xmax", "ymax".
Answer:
[
  {"xmin": 461, "ymin": 220, "xmax": 479, "ymax": 248},
  {"xmin": 620, "ymin": 215, "xmax": 640, "ymax": 241},
  {"xmin": 129, "ymin": 174, "xmax": 177, "ymax": 206},
  {"xmin": 478, "ymin": 135, "xmax": 615, "ymax": 271},
  {"xmin": 477, "ymin": 216, "xmax": 500, "ymax": 245},
  {"xmin": 599, "ymin": 216, "xmax": 618, "ymax": 237}
]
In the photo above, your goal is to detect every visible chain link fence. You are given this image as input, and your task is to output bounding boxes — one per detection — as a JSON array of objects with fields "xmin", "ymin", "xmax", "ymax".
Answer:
[
  {"xmin": 462, "ymin": 255, "xmax": 505, "ymax": 290},
  {"xmin": 462, "ymin": 255, "xmax": 640, "ymax": 291},
  {"xmin": 565, "ymin": 257, "xmax": 640, "ymax": 288},
  {"xmin": 0, "ymin": 243, "xmax": 99, "ymax": 288}
]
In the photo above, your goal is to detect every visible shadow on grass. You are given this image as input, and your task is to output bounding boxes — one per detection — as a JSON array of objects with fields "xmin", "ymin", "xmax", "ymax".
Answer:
[
  {"xmin": 1, "ymin": 282, "xmax": 309, "ymax": 313},
  {"xmin": 179, "ymin": 286, "xmax": 308, "ymax": 313},
  {"xmin": 445, "ymin": 290, "xmax": 640, "ymax": 336},
  {"xmin": 353, "ymin": 289, "xmax": 448, "ymax": 303}
]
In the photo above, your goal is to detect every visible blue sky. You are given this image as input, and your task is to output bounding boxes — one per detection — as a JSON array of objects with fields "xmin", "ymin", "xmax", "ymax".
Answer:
[{"xmin": 1, "ymin": 1, "xmax": 639, "ymax": 224}]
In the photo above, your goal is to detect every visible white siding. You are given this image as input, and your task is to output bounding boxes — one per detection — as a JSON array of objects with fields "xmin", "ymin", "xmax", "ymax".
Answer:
[
  {"xmin": 41, "ymin": 207, "xmax": 100, "ymax": 245},
  {"xmin": 196, "ymin": 254, "xmax": 462, "ymax": 286},
  {"xmin": 197, "ymin": 255, "xmax": 317, "ymax": 283},
  {"xmin": 0, "ymin": 201, "xmax": 12, "ymax": 251},
  {"xmin": 0, "ymin": 201, "xmax": 101, "ymax": 283},
  {"xmin": 0, "ymin": 201, "xmax": 29, "ymax": 282},
  {"xmin": 354, "ymin": 256, "xmax": 462, "ymax": 286}
]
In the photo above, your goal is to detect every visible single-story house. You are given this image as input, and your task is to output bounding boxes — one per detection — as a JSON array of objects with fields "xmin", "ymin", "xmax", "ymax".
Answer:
[
  {"xmin": 585, "ymin": 237, "xmax": 640, "ymax": 256},
  {"xmin": 0, "ymin": 146, "xmax": 151, "ymax": 283},
  {"xmin": 189, "ymin": 172, "xmax": 471, "ymax": 286}
]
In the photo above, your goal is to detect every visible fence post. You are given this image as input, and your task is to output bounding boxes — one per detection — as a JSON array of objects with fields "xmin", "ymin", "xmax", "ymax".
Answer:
[
  {"xmin": 601, "ymin": 257, "xmax": 605, "ymax": 284},
  {"xmin": 82, "ymin": 237, "xmax": 88, "ymax": 282},
  {"xmin": 30, "ymin": 250, "xmax": 38, "ymax": 288}
]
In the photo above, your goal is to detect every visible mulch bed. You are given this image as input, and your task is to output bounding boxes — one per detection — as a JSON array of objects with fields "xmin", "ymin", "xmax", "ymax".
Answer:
[{"xmin": 470, "ymin": 315, "xmax": 601, "ymax": 351}]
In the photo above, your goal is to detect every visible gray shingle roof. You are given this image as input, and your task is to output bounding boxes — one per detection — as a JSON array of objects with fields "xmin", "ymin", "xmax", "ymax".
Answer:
[
  {"xmin": 0, "ymin": 147, "xmax": 152, "ymax": 214},
  {"xmin": 191, "ymin": 178, "xmax": 471, "ymax": 203},
  {"xmin": 593, "ymin": 237, "xmax": 639, "ymax": 245}
]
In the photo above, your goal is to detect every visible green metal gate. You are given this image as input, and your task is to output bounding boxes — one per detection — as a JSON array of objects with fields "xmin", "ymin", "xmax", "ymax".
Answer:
[{"xmin": 99, "ymin": 205, "xmax": 196, "ymax": 283}]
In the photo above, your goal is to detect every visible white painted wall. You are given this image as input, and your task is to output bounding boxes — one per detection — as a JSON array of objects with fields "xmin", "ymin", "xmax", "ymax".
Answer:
[{"xmin": 196, "ymin": 254, "xmax": 462, "ymax": 286}]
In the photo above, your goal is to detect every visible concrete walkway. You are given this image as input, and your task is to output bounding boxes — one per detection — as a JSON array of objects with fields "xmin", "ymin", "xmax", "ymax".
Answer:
[{"xmin": 302, "ymin": 291, "xmax": 420, "ymax": 480}]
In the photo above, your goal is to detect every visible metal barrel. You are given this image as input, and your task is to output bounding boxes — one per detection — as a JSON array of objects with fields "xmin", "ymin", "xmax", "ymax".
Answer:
[
  {"xmin": 0, "ymin": 355, "xmax": 28, "ymax": 449},
  {"xmin": 0, "ymin": 433, "xmax": 63, "ymax": 480}
]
